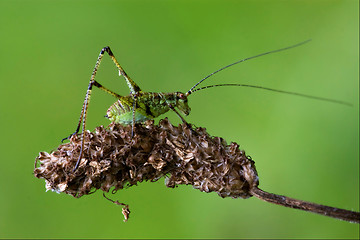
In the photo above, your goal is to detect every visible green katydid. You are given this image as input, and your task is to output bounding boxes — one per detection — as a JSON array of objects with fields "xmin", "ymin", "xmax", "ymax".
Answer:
[{"xmin": 62, "ymin": 40, "xmax": 350, "ymax": 171}]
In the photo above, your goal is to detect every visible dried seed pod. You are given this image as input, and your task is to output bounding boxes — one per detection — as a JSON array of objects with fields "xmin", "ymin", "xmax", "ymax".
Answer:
[
  {"xmin": 34, "ymin": 118, "xmax": 259, "ymax": 199},
  {"xmin": 34, "ymin": 118, "xmax": 360, "ymax": 223}
]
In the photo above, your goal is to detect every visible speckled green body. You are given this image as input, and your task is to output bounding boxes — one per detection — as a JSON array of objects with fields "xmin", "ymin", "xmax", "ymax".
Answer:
[{"xmin": 106, "ymin": 92, "xmax": 190, "ymax": 124}]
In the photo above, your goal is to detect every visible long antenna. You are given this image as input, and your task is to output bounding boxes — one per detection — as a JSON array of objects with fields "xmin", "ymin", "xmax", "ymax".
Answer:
[
  {"xmin": 190, "ymin": 83, "xmax": 352, "ymax": 106},
  {"xmin": 186, "ymin": 39, "xmax": 311, "ymax": 96}
]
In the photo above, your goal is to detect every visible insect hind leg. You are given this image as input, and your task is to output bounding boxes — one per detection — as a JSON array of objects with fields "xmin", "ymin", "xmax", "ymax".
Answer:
[
  {"xmin": 61, "ymin": 46, "xmax": 138, "ymax": 172},
  {"xmin": 60, "ymin": 80, "xmax": 123, "ymax": 142},
  {"xmin": 131, "ymin": 94, "xmax": 137, "ymax": 137},
  {"xmin": 61, "ymin": 124, "xmax": 80, "ymax": 142}
]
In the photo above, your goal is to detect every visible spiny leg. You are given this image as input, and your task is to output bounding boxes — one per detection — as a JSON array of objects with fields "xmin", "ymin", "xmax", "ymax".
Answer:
[
  {"xmin": 157, "ymin": 92, "xmax": 190, "ymax": 127},
  {"xmin": 61, "ymin": 80, "xmax": 123, "ymax": 142},
  {"xmin": 164, "ymin": 100, "xmax": 193, "ymax": 130},
  {"xmin": 131, "ymin": 94, "xmax": 137, "ymax": 137},
  {"xmin": 62, "ymin": 46, "xmax": 140, "ymax": 172},
  {"xmin": 169, "ymin": 106, "xmax": 194, "ymax": 131},
  {"xmin": 169, "ymin": 106, "xmax": 187, "ymax": 123},
  {"xmin": 101, "ymin": 47, "xmax": 142, "ymax": 138},
  {"xmin": 61, "ymin": 48, "xmax": 125, "ymax": 142},
  {"xmin": 72, "ymin": 80, "xmax": 120, "ymax": 171},
  {"xmin": 103, "ymin": 47, "xmax": 142, "ymax": 94}
]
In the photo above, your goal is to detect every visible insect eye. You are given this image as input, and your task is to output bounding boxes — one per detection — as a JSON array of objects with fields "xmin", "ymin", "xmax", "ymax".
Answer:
[{"xmin": 178, "ymin": 93, "xmax": 185, "ymax": 99}]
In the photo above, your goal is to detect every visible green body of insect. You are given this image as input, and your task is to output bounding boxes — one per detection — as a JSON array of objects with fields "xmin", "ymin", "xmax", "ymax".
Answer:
[
  {"xmin": 106, "ymin": 92, "xmax": 190, "ymax": 124},
  {"xmin": 63, "ymin": 40, "xmax": 349, "ymax": 171}
]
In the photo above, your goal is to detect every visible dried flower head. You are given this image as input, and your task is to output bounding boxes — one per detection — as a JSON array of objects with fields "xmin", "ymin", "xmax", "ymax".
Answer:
[
  {"xmin": 34, "ymin": 118, "xmax": 259, "ymax": 199},
  {"xmin": 34, "ymin": 118, "xmax": 359, "ymax": 223}
]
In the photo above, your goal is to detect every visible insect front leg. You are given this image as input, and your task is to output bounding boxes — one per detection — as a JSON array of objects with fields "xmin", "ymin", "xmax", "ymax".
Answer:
[
  {"xmin": 159, "ymin": 92, "xmax": 190, "ymax": 127},
  {"xmin": 169, "ymin": 106, "xmax": 187, "ymax": 124},
  {"xmin": 169, "ymin": 106, "xmax": 193, "ymax": 131}
]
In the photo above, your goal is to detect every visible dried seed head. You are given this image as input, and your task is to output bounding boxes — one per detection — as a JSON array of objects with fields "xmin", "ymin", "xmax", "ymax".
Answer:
[
  {"xmin": 34, "ymin": 118, "xmax": 360, "ymax": 224},
  {"xmin": 34, "ymin": 118, "xmax": 259, "ymax": 200}
]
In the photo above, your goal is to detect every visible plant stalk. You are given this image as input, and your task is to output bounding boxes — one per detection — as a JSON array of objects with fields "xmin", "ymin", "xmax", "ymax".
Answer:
[{"xmin": 250, "ymin": 187, "xmax": 360, "ymax": 223}]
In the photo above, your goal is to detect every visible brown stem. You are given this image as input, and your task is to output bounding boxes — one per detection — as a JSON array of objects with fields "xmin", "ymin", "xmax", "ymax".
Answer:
[{"xmin": 250, "ymin": 187, "xmax": 360, "ymax": 224}]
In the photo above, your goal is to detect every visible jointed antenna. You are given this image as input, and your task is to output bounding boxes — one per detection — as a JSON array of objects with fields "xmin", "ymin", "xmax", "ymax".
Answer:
[
  {"xmin": 191, "ymin": 83, "xmax": 352, "ymax": 106},
  {"xmin": 186, "ymin": 39, "xmax": 311, "ymax": 96},
  {"xmin": 185, "ymin": 39, "xmax": 351, "ymax": 106}
]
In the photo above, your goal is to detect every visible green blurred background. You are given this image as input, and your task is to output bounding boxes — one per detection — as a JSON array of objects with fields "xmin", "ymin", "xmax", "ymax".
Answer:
[{"xmin": 0, "ymin": 0, "xmax": 358, "ymax": 238}]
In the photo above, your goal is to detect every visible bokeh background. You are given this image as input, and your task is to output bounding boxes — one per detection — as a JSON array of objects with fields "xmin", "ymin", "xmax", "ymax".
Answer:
[{"xmin": 0, "ymin": 0, "xmax": 358, "ymax": 238}]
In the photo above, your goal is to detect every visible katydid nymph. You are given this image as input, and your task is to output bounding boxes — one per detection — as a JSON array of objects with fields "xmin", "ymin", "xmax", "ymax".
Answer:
[{"xmin": 62, "ymin": 40, "xmax": 350, "ymax": 172}]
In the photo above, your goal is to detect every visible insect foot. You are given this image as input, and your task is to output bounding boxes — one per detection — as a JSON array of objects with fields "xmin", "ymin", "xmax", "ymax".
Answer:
[
  {"xmin": 61, "ymin": 132, "xmax": 77, "ymax": 143},
  {"xmin": 34, "ymin": 118, "xmax": 359, "ymax": 223}
]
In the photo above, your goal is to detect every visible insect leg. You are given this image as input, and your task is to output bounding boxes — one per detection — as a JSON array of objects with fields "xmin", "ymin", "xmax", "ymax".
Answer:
[
  {"xmin": 159, "ymin": 92, "xmax": 190, "ymax": 127},
  {"xmin": 131, "ymin": 94, "xmax": 137, "ymax": 137},
  {"xmin": 168, "ymin": 104, "xmax": 187, "ymax": 123},
  {"xmin": 169, "ymin": 106, "xmax": 194, "ymax": 130},
  {"xmin": 100, "ymin": 47, "xmax": 142, "ymax": 138},
  {"xmin": 63, "ymin": 46, "xmax": 139, "ymax": 172},
  {"xmin": 61, "ymin": 81, "xmax": 123, "ymax": 142},
  {"xmin": 102, "ymin": 46, "xmax": 142, "ymax": 94},
  {"xmin": 72, "ymin": 80, "xmax": 122, "ymax": 171},
  {"xmin": 61, "ymin": 48, "xmax": 125, "ymax": 142}
]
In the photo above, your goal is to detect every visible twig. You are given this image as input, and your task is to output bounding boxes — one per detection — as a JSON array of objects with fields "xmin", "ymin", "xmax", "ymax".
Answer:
[{"xmin": 250, "ymin": 187, "xmax": 360, "ymax": 223}]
